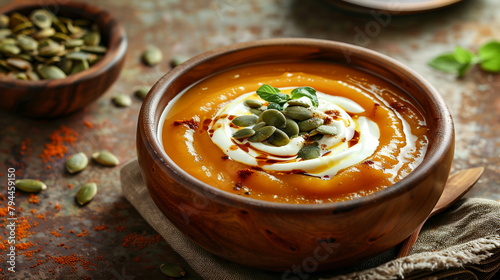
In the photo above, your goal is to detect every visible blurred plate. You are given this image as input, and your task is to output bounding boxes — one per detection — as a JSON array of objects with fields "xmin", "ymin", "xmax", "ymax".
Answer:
[{"xmin": 326, "ymin": 0, "xmax": 464, "ymax": 14}]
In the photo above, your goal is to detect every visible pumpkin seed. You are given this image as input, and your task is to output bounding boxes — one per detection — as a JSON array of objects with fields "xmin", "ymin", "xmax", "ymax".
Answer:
[
  {"xmin": 248, "ymin": 126, "xmax": 276, "ymax": 142},
  {"xmin": 287, "ymin": 99, "xmax": 311, "ymax": 107},
  {"xmin": 11, "ymin": 21, "xmax": 34, "ymax": 34},
  {"xmin": 17, "ymin": 35, "xmax": 38, "ymax": 51},
  {"xmin": 70, "ymin": 59, "xmax": 89, "ymax": 74},
  {"xmin": 232, "ymin": 115, "xmax": 258, "ymax": 127},
  {"xmin": 16, "ymin": 72, "xmax": 28, "ymax": 80},
  {"xmin": 6, "ymin": 58, "xmax": 32, "ymax": 71},
  {"xmin": 15, "ymin": 179, "xmax": 47, "ymax": 192},
  {"xmin": 83, "ymin": 31, "xmax": 100, "ymax": 46},
  {"xmin": 92, "ymin": 150, "xmax": 120, "ymax": 166},
  {"xmin": 232, "ymin": 128, "xmax": 255, "ymax": 139},
  {"xmin": 298, "ymin": 117, "xmax": 323, "ymax": 132},
  {"xmin": 249, "ymin": 108, "xmax": 263, "ymax": 116},
  {"xmin": 112, "ymin": 94, "xmax": 132, "ymax": 107},
  {"xmin": 65, "ymin": 51, "xmax": 95, "ymax": 61},
  {"xmin": 65, "ymin": 39, "xmax": 84, "ymax": 48},
  {"xmin": 142, "ymin": 45, "xmax": 162, "ymax": 66},
  {"xmin": 59, "ymin": 58, "xmax": 73, "ymax": 74},
  {"xmin": 252, "ymin": 121, "xmax": 266, "ymax": 131},
  {"xmin": 0, "ymin": 43, "xmax": 20, "ymax": 55},
  {"xmin": 244, "ymin": 99, "xmax": 264, "ymax": 108},
  {"xmin": 26, "ymin": 70, "xmax": 40, "ymax": 81},
  {"xmin": 37, "ymin": 64, "xmax": 66, "ymax": 79},
  {"xmin": 268, "ymin": 129, "xmax": 290, "ymax": 146},
  {"xmin": 280, "ymin": 118, "xmax": 300, "ymax": 137},
  {"xmin": 0, "ymin": 15, "xmax": 9, "ymax": 29},
  {"xmin": 30, "ymin": 9, "xmax": 52, "ymax": 29},
  {"xmin": 298, "ymin": 143, "xmax": 321, "ymax": 160},
  {"xmin": 316, "ymin": 125, "xmax": 338, "ymax": 136},
  {"xmin": 51, "ymin": 32, "xmax": 71, "ymax": 42},
  {"xmin": 38, "ymin": 40, "xmax": 65, "ymax": 56},
  {"xmin": 170, "ymin": 54, "xmax": 189, "ymax": 67},
  {"xmin": 9, "ymin": 13, "xmax": 29, "ymax": 27},
  {"xmin": 80, "ymin": 45, "xmax": 107, "ymax": 54},
  {"xmin": 32, "ymin": 27, "xmax": 55, "ymax": 39},
  {"xmin": 283, "ymin": 106, "xmax": 313, "ymax": 121},
  {"xmin": 260, "ymin": 109, "xmax": 286, "ymax": 128},
  {"xmin": 0, "ymin": 28, "xmax": 12, "ymax": 39},
  {"xmin": 134, "ymin": 86, "xmax": 150, "ymax": 100},
  {"xmin": 76, "ymin": 182, "xmax": 97, "ymax": 206},
  {"xmin": 160, "ymin": 263, "xmax": 186, "ymax": 278},
  {"xmin": 65, "ymin": 152, "xmax": 88, "ymax": 174}
]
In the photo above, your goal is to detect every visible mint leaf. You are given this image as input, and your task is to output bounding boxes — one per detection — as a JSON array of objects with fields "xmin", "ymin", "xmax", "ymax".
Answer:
[
  {"xmin": 478, "ymin": 41, "xmax": 500, "ymax": 73},
  {"xmin": 429, "ymin": 53, "xmax": 469, "ymax": 77},
  {"xmin": 291, "ymin": 86, "xmax": 319, "ymax": 107},
  {"xmin": 256, "ymin": 84, "xmax": 290, "ymax": 104}
]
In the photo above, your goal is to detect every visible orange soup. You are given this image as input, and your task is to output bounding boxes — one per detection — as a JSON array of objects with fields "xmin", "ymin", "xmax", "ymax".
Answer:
[{"xmin": 160, "ymin": 61, "xmax": 429, "ymax": 204}]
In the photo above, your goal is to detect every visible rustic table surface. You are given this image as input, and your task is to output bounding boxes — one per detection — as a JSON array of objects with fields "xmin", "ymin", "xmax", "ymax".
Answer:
[{"xmin": 1, "ymin": 0, "xmax": 498, "ymax": 279}]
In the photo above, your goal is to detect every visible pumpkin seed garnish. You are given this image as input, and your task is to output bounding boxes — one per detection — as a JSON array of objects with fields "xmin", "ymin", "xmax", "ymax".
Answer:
[
  {"xmin": 15, "ymin": 179, "xmax": 47, "ymax": 192},
  {"xmin": 65, "ymin": 152, "xmax": 88, "ymax": 174},
  {"xmin": 298, "ymin": 117, "xmax": 323, "ymax": 132},
  {"xmin": 248, "ymin": 126, "xmax": 276, "ymax": 142},
  {"xmin": 260, "ymin": 109, "xmax": 286, "ymax": 128},
  {"xmin": 112, "ymin": 94, "xmax": 132, "ymax": 107},
  {"xmin": 283, "ymin": 106, "xmax": 313, "ymax": 121},
  {"xmin": 92, "ymin": 150, "xmax": 120, "ymax": 166},
  {"xmin": 244, "ymin": 99, "xmax": 264, "ymax": 109},
  {"xmin": 298, "ymin": 143, "xmax": 321, "ymax": 160},
  {"xmin": 316, "ymin": 125, "xmax": 338, "ymax": 136},
  {"xmin": 232, "ymin": 115, "xmax": 258, "ymax": 127},
  {"xmin": 268, "ymin": 129, "xmax": 290, "ymax": 146},
  {"xmin": 232, "ymin": 128, "xmax": 255, "ymax": 139},
  {"xmin": 142, "ymin": 45, "xmax": 162, "ymax": 66},
  {"xmin": 160, "ymin": 263, "xmax": 186, "ymax": 278},
  {"xmin": 76, "ymin": 182, "xmax": 97, "ymax": 206}
]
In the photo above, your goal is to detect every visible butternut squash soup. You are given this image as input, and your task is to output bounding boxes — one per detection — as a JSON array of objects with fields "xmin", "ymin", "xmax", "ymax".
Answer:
[{"xmin": 160, "ymin": 61, "xmax": 429, "ymax": 204}]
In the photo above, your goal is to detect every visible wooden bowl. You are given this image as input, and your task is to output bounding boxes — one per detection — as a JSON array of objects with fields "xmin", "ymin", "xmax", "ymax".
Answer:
[
  {"xmin": 137, "ymin": 38, "xmax": 454, "ymax": 271},
  {"xmin": 0, "ymin": 1, "xmax": 127, "ymax": 118}
]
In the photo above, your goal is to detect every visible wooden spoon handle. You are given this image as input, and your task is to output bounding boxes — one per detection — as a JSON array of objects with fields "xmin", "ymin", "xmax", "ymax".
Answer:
[{"xmin": 397, "ymin": 221, "xmax": 425, "ymax": 258}]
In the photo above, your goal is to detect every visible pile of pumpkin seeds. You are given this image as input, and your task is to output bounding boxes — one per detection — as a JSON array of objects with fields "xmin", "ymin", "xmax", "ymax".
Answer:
[
  {"xmin": 0, "ymin": 9, "xmax": 106, "ymax": 80},
  {"xmin": 231, "ymin": 85, "xmax": 338, "ymax": 160}
]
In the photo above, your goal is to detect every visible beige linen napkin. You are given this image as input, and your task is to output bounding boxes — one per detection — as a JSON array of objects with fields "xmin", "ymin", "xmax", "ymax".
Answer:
[{"xmin": 120, "ymin": 159, "xmax": 500, "ymax": 280}]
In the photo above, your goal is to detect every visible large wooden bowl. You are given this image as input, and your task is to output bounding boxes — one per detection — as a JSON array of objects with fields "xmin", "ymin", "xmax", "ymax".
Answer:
[
  {"xmin": 0, "ymin": 1, "xmax": 127, "ymax": 118},
  {"xmin": 137, "ymin": 38, "xmax": 454, "ymax": 271}
]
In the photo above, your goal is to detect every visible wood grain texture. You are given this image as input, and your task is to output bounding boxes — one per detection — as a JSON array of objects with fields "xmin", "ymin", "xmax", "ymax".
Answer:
[
  {"xmin": 0, "ymin": 1, "xmax": 127, "ymax": 118},
  {"xmin": 136, "ymin": 39, "xmax": 455, "ymax": 271}
]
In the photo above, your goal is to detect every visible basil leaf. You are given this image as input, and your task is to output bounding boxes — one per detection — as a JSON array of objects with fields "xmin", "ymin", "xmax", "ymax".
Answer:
[
  {"xmin": 478, "ymin": 41, "xmax": 500, "ymax": 73},
  {"xmin": 256, "ymin": 84, "xmax": 290, "ymax": 104},
  {"xmin": 267, "ymin": 102, "xmax": 284, "ymax": 111},
  {"xmin": 454, "ymin": 46, "xmax": 474, "ymax": 64},
  {"xmin": 428, "ymin": 53, "xmax": 469, "ymax": 77},
  {"xmin": 291, "ymin": 86, "xmax": 319, "ymax": 107}
]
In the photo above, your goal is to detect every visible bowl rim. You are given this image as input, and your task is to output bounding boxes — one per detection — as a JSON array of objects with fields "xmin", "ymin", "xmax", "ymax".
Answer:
[
  {"xmin": 140, "ymin": 38, "xmax": 454, "ymax": 212},
  {"xmin": 0, "ymin": 1, "xmax": 127, "ymax": 86}
]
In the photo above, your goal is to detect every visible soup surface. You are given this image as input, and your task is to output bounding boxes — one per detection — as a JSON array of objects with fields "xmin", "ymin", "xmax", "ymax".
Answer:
[{"xmin": 160, "ymin": 61, "xmax": 428, "ymax": 204}]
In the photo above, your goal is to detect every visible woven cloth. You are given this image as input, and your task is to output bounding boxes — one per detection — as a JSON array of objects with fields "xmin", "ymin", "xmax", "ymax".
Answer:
[{"xmin": 120, "ymin": 159, "xmax": 500, "ymax": 280}]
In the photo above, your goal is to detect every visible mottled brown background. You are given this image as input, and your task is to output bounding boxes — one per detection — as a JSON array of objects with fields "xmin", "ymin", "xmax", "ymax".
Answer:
[{"xmin": 0, "ymin": 0, "xmax": 498, "ymax": 279}]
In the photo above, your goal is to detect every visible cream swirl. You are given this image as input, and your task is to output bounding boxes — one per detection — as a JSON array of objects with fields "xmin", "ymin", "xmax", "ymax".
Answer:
[{"xmin": 209, "ymin": 89, "xmax": 380, "ymax": 179}]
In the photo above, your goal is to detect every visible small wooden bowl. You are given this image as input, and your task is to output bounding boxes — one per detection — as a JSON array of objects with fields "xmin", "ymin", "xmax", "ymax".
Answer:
[
  {"xmin": 0, "ymin": 1, "xmax": 127, "ymax": 118},
  {"xmin": 137, "ymin": 38, "xmax": 454, "ymax": 271}
]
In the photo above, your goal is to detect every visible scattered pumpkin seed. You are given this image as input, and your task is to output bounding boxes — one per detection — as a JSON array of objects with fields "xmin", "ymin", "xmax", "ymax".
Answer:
[
  {"xmin": 170, "ymin": 54, "xmax": 189, "ymax": 67},
  {"xmin": 298, "ymin": 117, "xmax": 323, "ymax": 132},
  {"xmin": 92, "ymin": 150, "xmax": 120, "ymax": 166},
  {"xmin": 232, "ymin": 115, "xmax": 258, "ymax": 127},
  {"xmin": 244, "ymin": 99, "xmax": 264, "ymax": 108},
  {"xmin": 112, "ymin": 94, "xmax": 132, "ymax": 107},
  {"xmin": 160, "ymin": 263, "xmax": 186, "ymax": 278},
  {"xmin": 316, "ymin": 125, "xmax": 338, "ymax": 136},
  {"xmin": 76, "ymin": 182, "xmax": 97, "ymax": 206},
  {"xmin": 260, "ymin": 109, "xmax": 286, "ymax": 128},
  {"xmin": 283, "ymin": 106, "xmax": 313, "ymax": 121},
  {"xmin": 248, "ymin": 126, "xmax": 276, "ymax": 142},
  {"xmin": 232, "ymin": 128, "xmax": 255, "ymax": 139},
  {"xmin": 65, "ymin": 152, "xmax": 88, "ymax": 174},
  {"xmin": 15, "ymin": 179, "xmax": 47, "ymax": 192},
  {"xmin": 268, "ymin": 129, "xmax": 290, "ymax": 146},
  {"xmin": 298, "ymin": 143, "xmax": 321, "ymax": 160},
  {"xmin": 134, "ymin": 86, "xmax": 150, "ymax": 100},
  {"xmin": 142, "ymin": 45, "xmax": 162, "ymax": 66}
]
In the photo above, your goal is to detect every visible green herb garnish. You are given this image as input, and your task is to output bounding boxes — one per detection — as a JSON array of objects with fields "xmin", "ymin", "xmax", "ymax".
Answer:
[
  {"xmin": 429, "ymin": 40, "xmax": 500, "ymax": 77},
  {"xmin": 256, "ymin": 84, "xmax": 318, "ymax": 108}
]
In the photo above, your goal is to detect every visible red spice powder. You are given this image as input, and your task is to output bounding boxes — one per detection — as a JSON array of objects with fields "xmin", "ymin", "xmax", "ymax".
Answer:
[
  {"xmin": 39, "ymin": 125, "xmax": 79, "ymax": 163},
  {"xmin": 83, "ymin": 120, "xmax": 94, "ymax": 128},
  {"xmin": 76, "ymin": 229, "xmax": 89, "ymax": 237},
  {"xmin": 121, "ymin": 233, "xmax": 162, "ymax": 249},
  {"xmin": 51, "ymin": 231, "xmax": 63, "ymax": 237},
  {"xmin": 94, "ymin": 225, "xmax": 109, "ymax": 231},
  {"xmin": 28, "ymin": 194, "xmax": 40, "ymax": 204},
  {"xmin": 114, "ymin": 225, "xmax": 126, "ymax": 232},
  {"xmin": 15, "ymin": 242, "xmax": 34, "ymax": 250},
  {"xmin": 20, "ymin": 138, "xmax": 32, "ymax": 156},
  {"xmin": 68, "ymin": 183, "xmax": 76, "ymax": 189},
  {"xmin": 50, "ymin": 253, "xmax": 96, "ymax": 273},
  {"xmin": 55, "ymin": 204, "xmax": 62, "ymax": 210}
]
